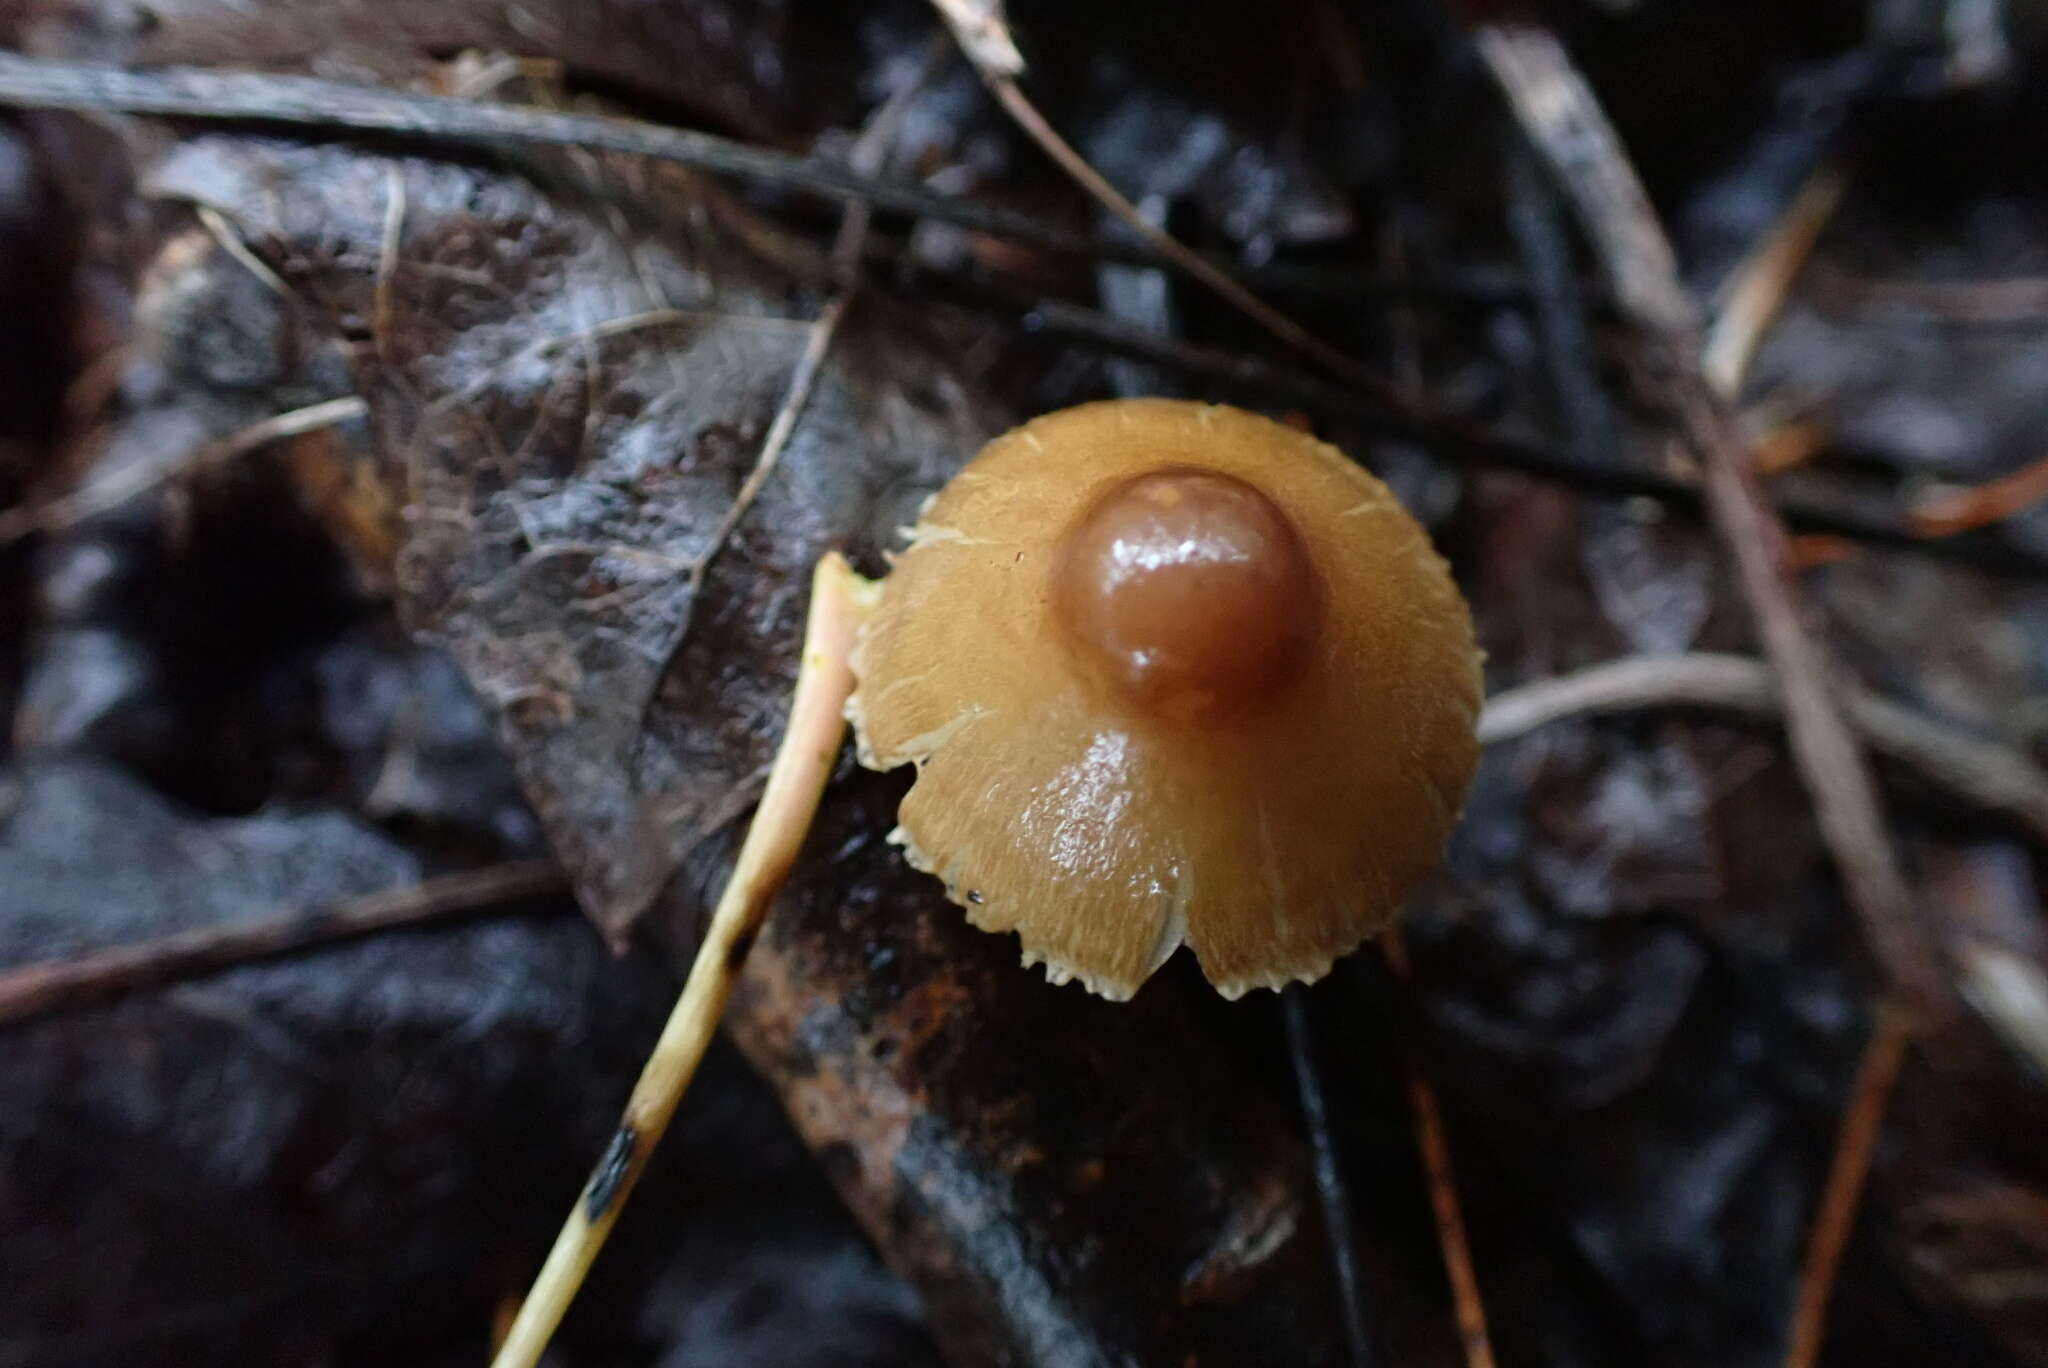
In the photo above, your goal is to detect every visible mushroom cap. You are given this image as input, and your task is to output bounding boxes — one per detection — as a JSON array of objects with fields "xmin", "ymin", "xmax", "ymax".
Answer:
[{"xmin": 847, "ymin": 399, "xmax": 1481, "ymax": 999}]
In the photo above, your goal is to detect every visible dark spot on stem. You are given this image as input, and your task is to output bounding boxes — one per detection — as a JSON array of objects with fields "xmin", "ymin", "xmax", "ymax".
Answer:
[
  {"xmin": 585, "ymin": 1124, "xmax": 637, "ymax": 1220},
  {"xmin": 725, "ymin": 925, "xmax": 758, "ymax": 970}
]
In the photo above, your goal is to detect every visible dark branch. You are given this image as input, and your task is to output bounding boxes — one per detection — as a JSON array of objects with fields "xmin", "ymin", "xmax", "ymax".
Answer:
[
  {"xmin": 0, "ymin": 53, "xmax": 1541, "ymax": 308},
  {"xmin": 0, "ymin": 861, "xmax": 567, "ymax": 1026},
  {"xmin": 0, "ymin": 54, "xmax": 1119, "ymax": 256},
  {"xmin": 6, "ymin": 55, "xmax": 2037, "ymax": 579},
  {"xmin": 984, "ymin": 293, "xmax": 2048, "ymax": 579}
]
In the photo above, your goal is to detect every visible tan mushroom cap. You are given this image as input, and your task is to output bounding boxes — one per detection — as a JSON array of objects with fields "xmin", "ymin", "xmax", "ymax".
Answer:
[{"xmin": 847, "ymin": 399, "xmax": 1481, "ymax": 999}]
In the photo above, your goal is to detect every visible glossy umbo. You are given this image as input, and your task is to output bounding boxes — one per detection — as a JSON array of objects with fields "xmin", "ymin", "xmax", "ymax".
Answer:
[{"xmin": 1052, "ymin": 467, "xmax": 1324, "ymax": 722}]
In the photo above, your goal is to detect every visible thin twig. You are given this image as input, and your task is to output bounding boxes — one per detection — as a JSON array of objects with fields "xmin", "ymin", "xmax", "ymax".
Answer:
[
  {"xmin": 374, "ymin": 163, "xmax": 407, "ymax": 365},
  {"xmin": 991, "ymin": 76, "xmax": 1376, "ymax": 385},
  {"xmin": 1233, "ymin": 258, "xmax": 1534, "ymax": 307},
  {"xmin": 1752, "ymin": 418, "xmax": 1831, "ymax": 477},
  {"xmin": 1472, "ymin": 28, "xmax": 1690, "ymax": 332},
  {"xmin": 5, "ymin": 49, "xmax": 1533, "ymax": 307},
  {"xmin": 830, "ymin": 35, "xmax": 954, "ymax": 280},
  {"xmin": 648, "ymin": 48, "xmax": 925, "ymax": 708},
  {"xmin": 688, "ymin": 291, "xmax": 853, "ymax": 602},
  {"xmin": 1470, "ymin": 30, "xmax": 1946, "ymax": 1368},
  {"xmin": 10, "ymin": 54, "xmax": 2039, "ymax": 577},
  {"xmin": 1808, "ymin": 263, "xmax": 2048, "ymax": 325},
  {"xmin": 1058, "ymin": 327, "xmax": 2039, "ymax": 572},
  {"xmin": 875, "ymin": 266, "xmax": 2048, "ymax": 578},
  {"xmin": 1283, "ymin": 989, "xmax": 1383, "ymax": 1368},
  {"xmin": 927, "ymin": 1, "xmax": 1377, "ymax": 385},
  {"xmin": 1381, "ymin": 928, "xmax": 1498, "ymax": 1368},
  {"xmin": 979, "ymin": 73, "xmax": 1373, "ymax": 386},
  {"xmin": 1477, "ymin": 653, "xmax": 2048, "ymax": 842},
  {"xmin": 1955, "ymin": 943, "xmax": 2048, "ymax": 1079},
  {"xmin": 0, "ymin": 860, "xmax": 565, "ymax": 1027},
  {"xmin": 194, "ymin": 203, "xmax": 292, "ymax": 297},
  {"xmin": 701, "ymin": 36, "xmax": 940, "ymax": 585},
  {"xmin": 0, "ymin": 52, "xmax": 1280, "ymax": 283},
  {"xmin": 1910, "ymin": 451, "xmax": 2048, "ymax": 538},
  {"xmin": 1472, "ymin": 21, "xmax": 1943, "ymax": 1019},
  {"xmin": 927, "ymin": 0, "xmax": 1026, "ymax": 76},
  {"xmin": 1704, "ymin": 163, "xmax": 1849, "ymax": 396},
  {"xmin": 0, "ymin": 395, "xmax": 369, "ymax": 546},
  {"xmin": 1783, "ymin": 1007, "xmax": 1912, "ymax": 1368},
  {"xmin": 1692, "ymin": 306, "xmax": 1938, "ymax": 998}
]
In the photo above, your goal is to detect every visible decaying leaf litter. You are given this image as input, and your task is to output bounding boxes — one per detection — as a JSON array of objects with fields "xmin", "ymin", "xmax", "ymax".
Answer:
[{"xmin": 1, "ymin": 2, "xmax": 2046, "ymax": 1365}]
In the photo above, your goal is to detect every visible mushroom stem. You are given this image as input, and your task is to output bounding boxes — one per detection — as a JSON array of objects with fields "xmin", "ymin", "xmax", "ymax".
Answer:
[{"xmin": 491, "ymin": 552, "xmax": 873, "ymax": 1368}]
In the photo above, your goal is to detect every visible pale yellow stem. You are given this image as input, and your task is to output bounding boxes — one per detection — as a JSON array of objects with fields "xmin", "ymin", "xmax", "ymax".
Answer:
[{"xmin": 490, "ymin": 552, "xmax": 875, "ymax": 1368}]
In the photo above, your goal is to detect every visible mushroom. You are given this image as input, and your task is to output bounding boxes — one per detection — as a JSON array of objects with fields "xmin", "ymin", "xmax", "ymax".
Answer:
[
  {"xmin": 492, "ymin": 400, "xmax": 1480, "ymax": 1368},
  {"xmin": 849, "ymin": 398, "xmax": 1481, "ymax": 998}
]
